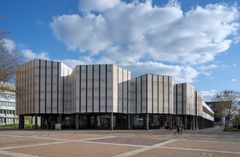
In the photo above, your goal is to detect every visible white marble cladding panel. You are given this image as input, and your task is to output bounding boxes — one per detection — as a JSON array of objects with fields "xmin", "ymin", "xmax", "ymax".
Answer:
[
  {"xmin": 169, "ymin": 77, "xmax": 173, "ymax": 114},
  {"xmin": 158, "ymin": 76, "xmax": 163, "ymax": 113},
  {"xmin": 46, "ymin": 61, "xmax": 51, "ymax": 113},
  {"xmin": 123, "ymin": 70, "xmax": 128, "ymax": 113},
  {"xmin": 127, "ymin": 71, "xmax": 130, "ymax": 113},
  {"xmin": 152, "ymin": 75, "xmax": 158, "ymax": 114},
  {"xmin": 93, "ymin": 65, "xmax": 100, "ymax": 112},
  {"xmin": 33, "ymin": 60, "xmax": 40, "ymax": 114},
  {"xmin": 196, "ymin": 92, "xmax": 203, "ymax": 117},
  {"xmin": 106, "ymin": 65, "xmax": 113, "ymax": 112},
  {"xmin": 131, "ymin": 74, "xmax": 173, "ymax": 114},
  {"xmin": 71, "ymin": 64, "xmax": 132, "ymax": 113},
  {"xmin": 40, "ymin": 60, "xmax": 46, "ymax": 114},
  {"xmin": 81, "ymin": 65, "xmax": 87, "ymax": 112},
  {"xmin": 100, "ymin": 65, "xmax": 106, "ymax": 112},
  {"xmin": 141, "ymin": 75, "xmax": 146, "ymax": 113},
  {"xmin": 146, "ymin": 75, "xmax": 151, "ymax": 113},
  {"xmin": 118, "ymin": 67, "xmax": 122, "ymax": 113},
  {"xmin": 163, "ymin": 76, "xmax": 169, "ymax": 114},
  {"xmin": 112, "ymin": 65, "xmax": 118, "ymax": 113},
  {"xmin": 87, "ymin": 65, "xmax": 93, "ymax": 112},
  {"xmin": 52, "ymin": 62, "xmax": 58, "ymax": 113},
  {"xmin": 16, "ymin": 59, "xmax": 73, "ymax": 115},
  {"xmin": 130, "ymin": 79, "xmax": 137, "ymax": 114},
  {"xmin": 136, "ymin": 77, "xmax": 142, "ymax": 113}
]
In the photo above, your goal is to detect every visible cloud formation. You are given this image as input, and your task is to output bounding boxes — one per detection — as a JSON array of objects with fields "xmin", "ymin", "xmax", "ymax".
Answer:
[
  {"xmin": 2, "ymin": 39, "xmax": 16, "ymax": 52},
  {"xmin": 50, "ymin": 0, "xmax": 239, "ymax": 83},
  {"xmin": 22, "ymin": 49, "xmax": 49, "ymax": 60}
]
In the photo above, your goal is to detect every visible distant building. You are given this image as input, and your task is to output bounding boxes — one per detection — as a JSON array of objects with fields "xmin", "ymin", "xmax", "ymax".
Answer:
[
  {"xmin": 16, "ymin": 59, "xmax": 214, "ymax": 130},
  {"xmin": 206, "ymin": 101, "xmax": 232, "ymax": 126},
  {"xmin": 0, "ymin": 82, "xmax": 17, "ymax": 125}
]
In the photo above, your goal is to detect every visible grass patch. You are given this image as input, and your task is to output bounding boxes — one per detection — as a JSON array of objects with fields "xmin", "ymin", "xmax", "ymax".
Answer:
[{"xmin": 224, "ymin": 127, "xmax": 240, "ymax": 132}]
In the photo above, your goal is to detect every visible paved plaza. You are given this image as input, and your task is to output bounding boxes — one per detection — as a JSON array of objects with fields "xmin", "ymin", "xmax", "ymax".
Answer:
[{"xmin": 0, "ymin": 127, "xmax": 239, "ymax": 157}]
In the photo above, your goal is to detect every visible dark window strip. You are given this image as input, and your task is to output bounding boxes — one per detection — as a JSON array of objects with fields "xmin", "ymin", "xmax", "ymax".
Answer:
[
  {"xmin": 135, "ymin": 78, "xmax": 137, "ymax": 113},
  {"xmin": 163, "ymin": 76, "xmax": 164, "ymax": 113},
  {"xmin": 79, "ymin": 66, "xmax": 81, "ymax": 113},
  {"xmin": 127, "ymin": 72, "xmax": 129, "ymax": 113},
  {"xmin": 176, "ymin": 85, "xmax": 178, "ymax": 114},
  {"xmin": 62, "ymin": 75, "xmax": 65, "ymax": 114},
  {"xmin": 57, "ymin": 62, "xmax": 59, "ymax": 114},
  {"xmin": 99, "ymin": 65, "xmax": 101, "ymax": 113},
  {"xmin": 122, "ymin": 69, "xmax": 124, "ymax": 113},
  {"xmin": 117, "ymin": 67, "xmax": 119, "ymax": 112},
  {"xmin": 168, "ymin": 76, "xmax": 170, "ymax": 114},
  {"xmin": 141, "ymin": 76, "xmax": 143, "ymax": 114},
  {"xmin": 86, "ymin": 65, "xmax": 88, "ymax": 113},
  {"xmin": 152, "ymin": 75, "xmax": 153, "ymax": 114},
  {"xmin": 92, "ymin": 65, "xmax": 94, "ymax": 112},
  {"xmin": 182, "ymin": 84, "xmax": 184, "ymax": 114},
  {"xmin": 45, "ymin": 60, "xmax": 47, "ymax": 114},
  {"xmin": 157, "ymin": 75, "xmax": 159, "ymax": 114},
  {"xmin": 51, "ymin": 61, "xmax": 53, "ymax": 114},
  {"xmin": 105, "ymin": 65, "xmax": 107, "ymax": 113},
  {"xmin": 141, "ymin": 75, "xmax": 145, "ymax": 113}
]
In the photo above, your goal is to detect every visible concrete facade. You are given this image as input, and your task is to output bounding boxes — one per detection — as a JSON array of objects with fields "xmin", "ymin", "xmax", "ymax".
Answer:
[
  {"xmin": 173, "ymin": 83, "xmax": 214, "ymax": 129},
  {"xmin": 70, "ymin": 64, "xmax": 131, "ymax": 114},
  {"xmin": 16, "ymin": 59, "xmax": 214, "ymax": 130}
]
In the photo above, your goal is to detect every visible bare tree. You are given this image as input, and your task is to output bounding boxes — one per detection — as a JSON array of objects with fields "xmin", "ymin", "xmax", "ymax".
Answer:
[
  {"xmin": 0, "ymin": 18, "xmax": 19, "ymax": 91},
  {"xmin": 213, "ymin": 90, "xmax": 240, "ymax": 127},
  {"xmin": 0, "ymin": 35, "xmax": 18, "ymax": 82}
]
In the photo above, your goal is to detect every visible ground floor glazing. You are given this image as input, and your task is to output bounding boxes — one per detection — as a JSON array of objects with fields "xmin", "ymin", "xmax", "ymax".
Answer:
[{"xmin": 18, "ymin": 113, "xmax": 214, "ymax": 130}]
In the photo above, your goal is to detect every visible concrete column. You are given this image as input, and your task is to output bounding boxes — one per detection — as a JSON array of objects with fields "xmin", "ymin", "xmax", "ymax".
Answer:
[
  {"xmin": 19, "ymin": 115, "xmax": 24, "ymax": 129},
  {"xmin": 128, "ymin": 114, "xmax": 131, "ymax": 130},
  {"xmin": 195, "ymin": 117, "xmax": 198, "ymax": 130},
  {"xmin": 184, "ymin": 115, "xmax": 188, "ymax": 130},
  {"xmin": 146, "ymin": 113, "xmax": 149, "ymax": 130},
  {"xmin": 75, "ymin": 113, "xmax": 79, "ymax": 129},
  {"xmin": 35, "ymin": 114, "xmax": 38, "ymax": 129},
  {"xmin": 169, "ymin": 115, "xmax": 173, "ymax": 130},
  {"xmin": 192, "ymin": 117, "xmax": 195, "ymax": 130},
  {"xmin": 110, "ymin": 113, "xmax": 113, "ymax": 130}
]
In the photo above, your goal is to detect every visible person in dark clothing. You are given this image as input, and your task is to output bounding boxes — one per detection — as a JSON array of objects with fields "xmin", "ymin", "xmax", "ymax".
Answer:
[
  {"xmin": 175, "ymin": 121, "xmax": 180, "ymax": 135},
  {"xmin": 179, "ymin": 121, "xmax": 183, "ymax": 134}
]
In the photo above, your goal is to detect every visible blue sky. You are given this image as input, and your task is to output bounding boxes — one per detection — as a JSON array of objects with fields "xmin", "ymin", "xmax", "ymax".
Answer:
[{"xmin": 1, "ymin": 0, "xmax": 240, "ymax": 100}]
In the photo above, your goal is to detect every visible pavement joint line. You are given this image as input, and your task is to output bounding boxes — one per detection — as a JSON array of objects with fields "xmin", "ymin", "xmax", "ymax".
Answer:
[
  {"xmin": 0, "ymin": 141, "xmax": 70, "ymax": 150},
  {"xmin": 0, "ymin": 136, "xmax": 117, "ymax": 150},
  {"xmin": 82, "ymin": 136, "xmax": 116, "ymax": 141},
  {"xmin": 179, "ymin": 138, "xmax": 240, "ymax": 144},
  {"xmin": 112, "ymin": 139, "xmax": 177, "ymax": 157},
  {"xmin": 160, "ymin": 146, "xmax": 240, "ymax": 155},
  {"xmin": 0, "ymin": 150, "xmax": 39, "ymax": 157},
  {"xmin": 0, "ymin": 133, "xmax": 64, "ymax": 141},
  {"xmin": 81, "ymin": 140, "xmax": 147, "ymax": 148}
]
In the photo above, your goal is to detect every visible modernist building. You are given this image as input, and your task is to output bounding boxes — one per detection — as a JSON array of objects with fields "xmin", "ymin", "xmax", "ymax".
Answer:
[
  {"xmin": 0, "ymin": 82, "xmax": 17, "ymax": 126},
  {"xmin": 16, "ymin": 59, "xmax": 214, "ymax": 130},
  {"xmin": 173, "ymin": 83, "xmax": 214, "ymax": 130}
]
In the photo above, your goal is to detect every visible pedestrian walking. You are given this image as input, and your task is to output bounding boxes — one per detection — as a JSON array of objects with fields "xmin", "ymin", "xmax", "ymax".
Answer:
[
  {"xmin": 179, "ymin": 121, "xmax": 183, "ymax": 134},
  {"xmin": 175, "ymin": 121, "xmax": 180, "ymax": 135}
]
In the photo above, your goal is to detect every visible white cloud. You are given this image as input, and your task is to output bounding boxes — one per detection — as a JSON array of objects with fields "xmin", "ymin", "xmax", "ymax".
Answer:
[
  {"xmin": 122, "ymin": 61, "xmax": 198, "ymax": 83},
  {"xmin": 2, "ymin": 39, "xmax": 16, "ymax": 52},
  {"xmin": 232, "ymin": 78, "xmax": 237, "ymax": 82},
  {"xmin": 79, "ymin": 0, "xmax": 120, "ymax": 12},
  {"xmin": 201, "ymin": 89, "xmax": 218, "ymax": 101},
  {"xmin": 50, "ymin": 1, "xmax": 240, "ymax": 83},
  {"xmin": 22, "ymin": 49, "xmax": 49, "ymax": 60}
]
